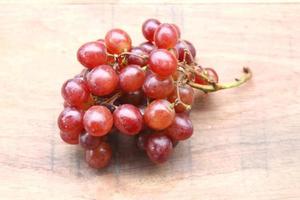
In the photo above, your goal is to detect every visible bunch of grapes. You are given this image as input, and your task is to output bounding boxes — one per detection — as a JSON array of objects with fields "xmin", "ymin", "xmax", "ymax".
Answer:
[{"xmin": 58, "ymin": 19, "xmax": 252, "ymax": 169}]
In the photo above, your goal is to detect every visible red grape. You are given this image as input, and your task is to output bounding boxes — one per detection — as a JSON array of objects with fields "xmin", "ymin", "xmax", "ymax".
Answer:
[
  {"xmin": 154, "ymin": 23, "xmax": 179, "ymax": 49},
  {"xmin": 138, "ymin": 105, "xmax": 150, "ymax": 131},
  {"xmin": 113, "ymin": 104, "xmax": 143, "ymax": 135},
  {"xmin": 69, "ymin": 95, "xmax": 94, "ymax": 111},
  {"xmin": 166, "ymin": 113, "xmax": 193, "ymax": 141},
  {"xmin": 86, "ymin": 65, "xmax": 119, "ymax": 96},
  {"xmin": 146, "ymin": 133, "xmax": 173, "ymax": 164},
  {"xmin": 119, "ymin": 64, "xmax": 145, "ymax": 92},
  {"xmin": 83, "ymin": 106, "xmax": 113, "ymax": 136},
  {"xmin": 136, "ymin": 131, "xmax": 151, "ymax": 151},
  {"xmin": 195, "ymin": 67, "xmax": 219, "ymax": 85},
  {"xmin": 79, "ymin": 132, "xmax": 102, "ymax": 150},
  {"xmin": 144, "ymin": 99, "xmax": 175, "ymax": 130},
  {"xmin": 74, "ymin": 68, "xmax": 88, "ymax": 80},
  {"xmin": 77, "ymin": 41, "xmax": 107, "ymax": 69},
  {"xmin": 58, "ymin": 107, "xmax": 83, "ymax": 133},
  {"xmin": 174, "ymin": 40, "xmax": 196, "ymax": 64},
  {"xmin": 61, "ymin": 78, "xmax": 90, "ymax": 108},
  {"xmin": 143, "ymin": 73, "xmax": 174, "ymax": 99},
  {"xmin": 105, "ymin": 28, "xmax": 132, "ymax": 54},
  {"xmin": 60, "ymin": 131, "xmax": 80, "ymax": 145},
  {"xmin": 119, "ymin": 90, "xmax": 145, "ymax": 106},
  {"xmin": 85, "ymin": 142, "xmax": 112, "ymax": 169},
  {"xmin": 149, "ymin": 49, "xmax": 178, "ymax": 77},
  {"xmin": 139, "ymin": 41, "xmax": 156, "ymax": 54},
  {"xmin": 171, "ymin": 24, "xmax": 181, "ymax": 38},
  {"xmin": 97, "ymin": 39, "xmax": 105, "ymax": 43},
  {"xmin": 142, "ymin": 18, "xmax": 161, "ymax": 42},
  {"xmin": 63, "ymin": 101, "xmax": 70, "ymax": 108},
  {"xmin": 96, "ymin": 39, "xmax": 116, "ymax": 64},
  {"xmin": 168, "ymin": 84, "xmax": 194, "ymax": 113},
  {"xmin": 127, "ymin": 47, "xmax": 148, "ymax": 66}
]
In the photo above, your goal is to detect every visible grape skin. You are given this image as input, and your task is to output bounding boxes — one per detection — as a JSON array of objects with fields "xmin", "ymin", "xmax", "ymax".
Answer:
[
  {"xmin": 61, "ymin": 78, "xmax": 90, "ymax": 108},
  {"xmin": 127, "ymin": 47, "xmax": 148, "ymax": 66},
  {"xmin": 144, "ymin": 99, "xmax": 175, "ymax": 130},
  {"xmin": 146, "ymin": 133, "xmax": 173, "ymax": 164},
  {"xmin": 166, "ymin": 113, "xmax": 193, "ymax": 141},
  {"xmin": 154, "ymin": 23, "xmax": 179, "ymax": 49},
  {"xmin": 86, "ymin": 65, "xmax": 119, "ymax": 96},
  {"xmin": 105, "ymin": 28, "xmax": 132, "ymax": 54},
  {"xmin": 171, "ymin": 24, "xmax": 181, "ymax": 38},
  {"xmin": 77, "ymin": 41, "xmax": 107, "ymax": 68},
  {"xmin": 148, "ymin": 49, "xmax": 178, "ymax": 77},
  {"xmin": 139, "ymin": 41, "xmax": 156, "ymax": 54},
  {"xmin": 142, "ymin": 18, "xmax": 161, "ymax": 42},
  {"xmin": 57, "ymin": 107, "xmax": 84, "ymax": 134},
  {"xmin": 119, "ymin": 64, "xmax": 145, "ymax": 92},
  {"xmin": 85, "ymin": 142, "xmax": 112, "ymax": 169},
  {"xmin": 83, "ymin": 106, "xmax": 113, "ymax": 136},
  {"xmin": 113, "ymin": 104, "xmax": 143, "ymax": 135},
  {"xmin": 142, "ymin": 73, "xmax": 174, "ymax": 99},
  {"xmin": 119, "ymin": 90, "xmax": 145, "ymax": 106},
  {"xmin": 60, "ymin": 131, "xmax": 80, "ymax": 145},
  {"xmin": 80, "ymin": 132, "xmax": 103, "ymax": 150},
  {"xmin": 136, "ymin": 131, "xmax": 151, "ymax": 151}
]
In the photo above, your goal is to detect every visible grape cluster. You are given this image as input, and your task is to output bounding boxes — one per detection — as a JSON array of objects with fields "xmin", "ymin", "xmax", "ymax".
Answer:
[{"xmin": 58, "ymin": 19, "xmax": 252, "ymax": 169}]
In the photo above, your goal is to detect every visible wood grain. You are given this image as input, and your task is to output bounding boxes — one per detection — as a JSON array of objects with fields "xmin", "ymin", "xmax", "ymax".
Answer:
[{"xmin": 0, "ymin": 2, "xmax": 300, "ymax": 200}]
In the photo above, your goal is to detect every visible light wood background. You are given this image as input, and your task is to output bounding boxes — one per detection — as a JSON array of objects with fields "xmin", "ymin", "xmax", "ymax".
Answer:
[{"xmin": 0, "ymin": 1, "xmax": 300, "ymax": 200}]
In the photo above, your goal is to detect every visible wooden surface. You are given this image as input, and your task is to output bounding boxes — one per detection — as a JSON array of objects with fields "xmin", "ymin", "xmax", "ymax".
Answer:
[{"xmin": 0, "ymin": 2, "xmax": 300, "ymax": 200}]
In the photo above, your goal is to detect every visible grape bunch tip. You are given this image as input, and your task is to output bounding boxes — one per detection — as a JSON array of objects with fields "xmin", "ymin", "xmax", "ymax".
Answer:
[{"xmin": 58, "ymin": 18, "xmax": 252, "ymax": 169}]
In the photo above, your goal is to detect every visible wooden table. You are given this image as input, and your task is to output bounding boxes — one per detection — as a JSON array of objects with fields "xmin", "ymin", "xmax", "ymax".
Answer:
[{"xmin": 0, "ymin": 1, "xmax": 299, "ymax": 199}]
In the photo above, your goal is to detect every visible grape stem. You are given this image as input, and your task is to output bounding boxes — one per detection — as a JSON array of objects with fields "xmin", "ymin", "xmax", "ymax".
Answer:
[
  {"xmin": 103, "ymin": 92, "xmax": 122, "ymax": 104},
  {"xmin": 179, "ymin": 49, "xmax": 214, "ymax": 85},
  {"xmin": 181, "ymin": 40, "xmax": 195, "ymax": 64},
  {"xmin": 116, "ymin": 52, "xmax": 149, "ymax": 60},
  {"xmin": 174, "ymin": 73, "xmax": 192, "ymax": 110},
  {"xmin": 188, "ymin": 67, "xmax": 252, "ymax": 92},
  {"xmin": 174, "ymin": 98, "xmax": 192, "ymax": 110},
  {"xmin": 141, "ymin": 65, "xmax": 148, "ymax": 71},
  {"xmin": 180, "ymin": 40, "xmax": 217, "ymax": 85},
  {"xmin": 105, "ymin": 49, "xmax": 252, "ymax": 94},
  {"xmin": 107, "ymin": 52, "xmax": 148, "ymax": 66},
  {"xmin": 92, "ymin": 92, "xmax": 122, "ymax": 108}
]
